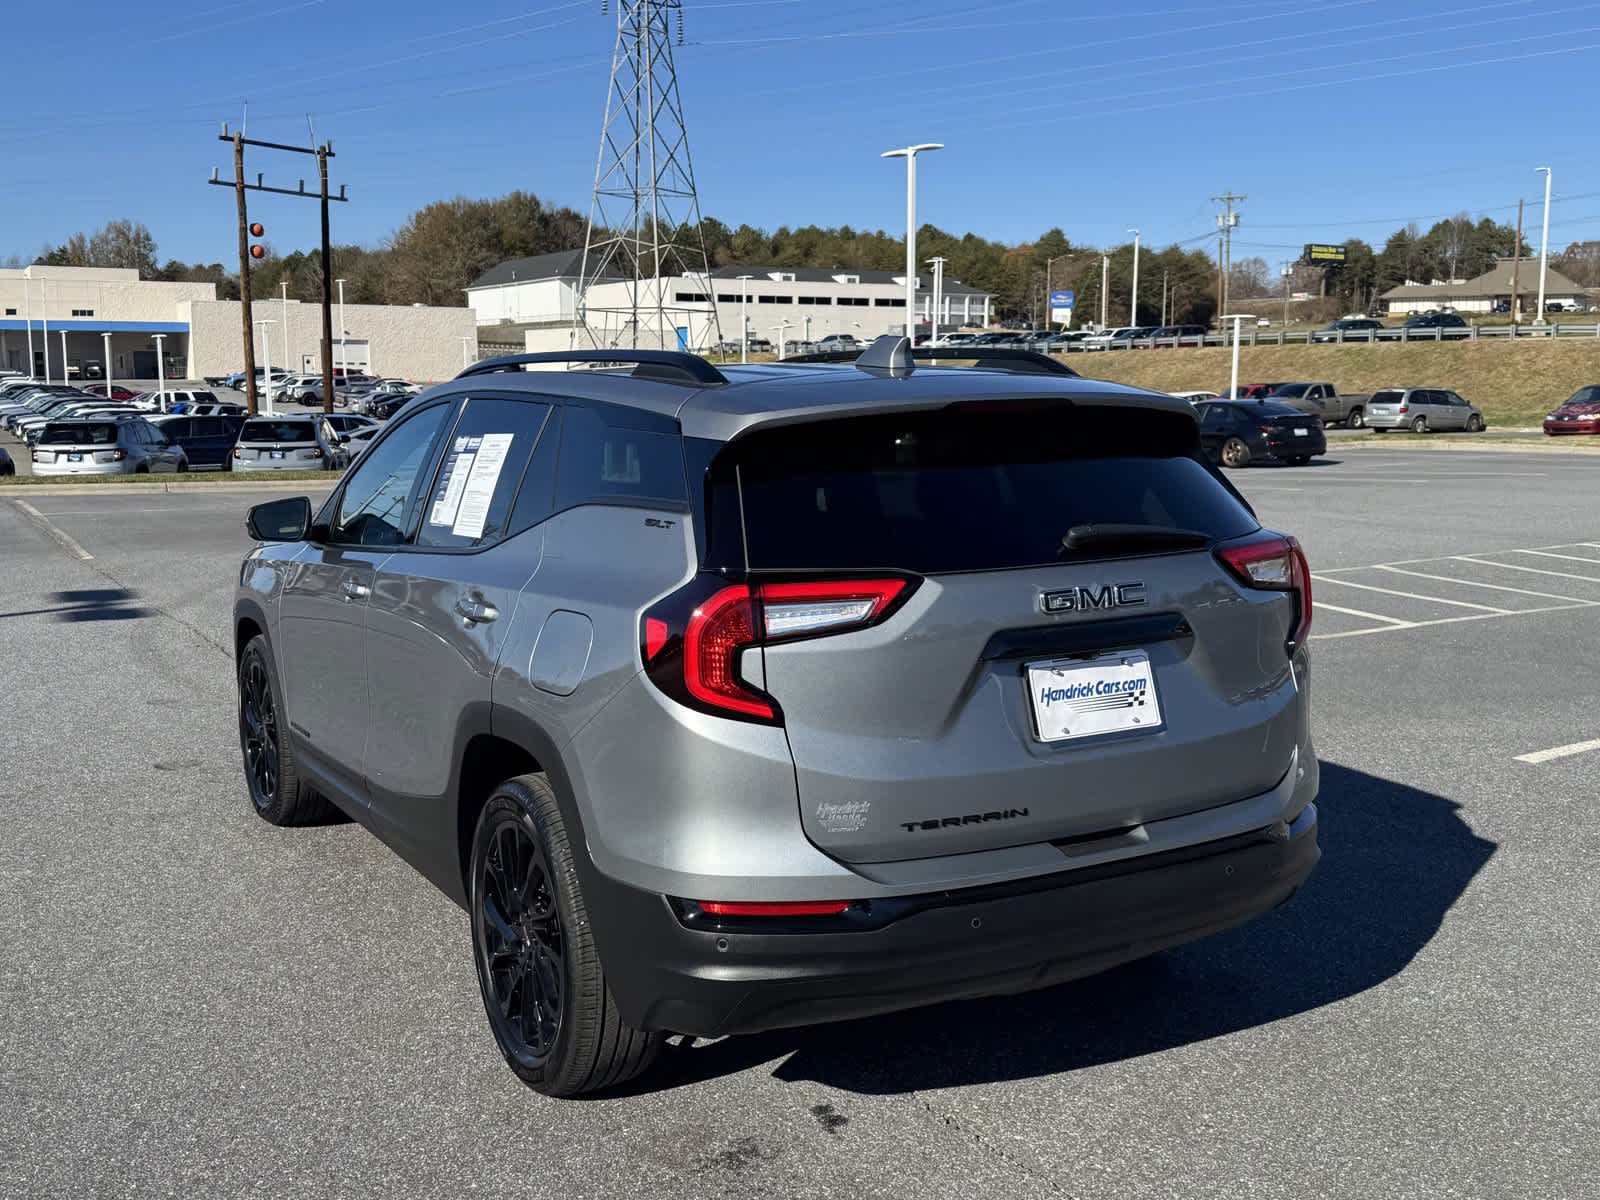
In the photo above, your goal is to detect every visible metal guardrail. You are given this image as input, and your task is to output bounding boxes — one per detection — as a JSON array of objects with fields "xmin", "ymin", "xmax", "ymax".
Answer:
[{"xmin": 1002, "ymin": 322, "xmax": 1600, "ymax": 355}]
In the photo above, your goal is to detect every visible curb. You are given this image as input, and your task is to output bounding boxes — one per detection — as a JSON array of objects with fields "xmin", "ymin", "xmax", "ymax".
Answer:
[
  {"xmin": 0, "ymin": 478, "xmax": 337, "ymax": 496},
  {"xmin": 1332, "ymin": 436, "xmax": 1600, "ymax": 455}
]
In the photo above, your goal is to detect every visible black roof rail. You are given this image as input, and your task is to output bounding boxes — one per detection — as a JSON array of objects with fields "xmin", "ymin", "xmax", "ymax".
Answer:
[
  {"xmin": 784, "ymin": 340, "xmax": 1078, "ymax": 377},
  {"xmin": 456, "ymin": 350, "xmax": 728, "ymax": 386}
]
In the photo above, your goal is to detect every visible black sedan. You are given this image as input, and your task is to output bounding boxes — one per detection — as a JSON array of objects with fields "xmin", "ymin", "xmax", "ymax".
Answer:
[
  {"xmin": 1198, "ymin": 400, "xmax": 1327, "ymax": 468},
  {"xmin": 0, "ymin": 444, "xmax": 12, "ymax": 476}
]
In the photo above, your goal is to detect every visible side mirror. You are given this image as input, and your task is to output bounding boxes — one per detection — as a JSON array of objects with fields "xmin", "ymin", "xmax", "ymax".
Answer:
[{"xmin": 246, "ymin": 496, "xmax": 312, "ymax": 542}]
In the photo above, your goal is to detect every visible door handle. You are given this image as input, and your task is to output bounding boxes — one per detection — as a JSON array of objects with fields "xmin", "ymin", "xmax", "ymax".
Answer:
[
  {"xmin": 339, "ymin": 579, "xmax": 371, "ymax": 601},
  {"xmin": 455, "ymin": 596, "xmax": 499, "ymax": 624}
]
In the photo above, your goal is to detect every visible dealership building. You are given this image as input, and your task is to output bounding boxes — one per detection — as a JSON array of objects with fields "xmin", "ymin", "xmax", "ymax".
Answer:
[
  {"xmin": 465, "ymin": 251, "xmax": 997, "ymax": 350},
  {"xmin": 0, "ymin": 265, "xmax": 476, "ymax": 383},
  {"xmin": 1379, "ymin": 262, "xmax": 1591, "ymax": 315}
]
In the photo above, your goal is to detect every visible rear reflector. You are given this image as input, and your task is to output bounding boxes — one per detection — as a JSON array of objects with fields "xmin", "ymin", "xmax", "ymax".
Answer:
[
  {"xmin": 644, "ymin": 617, "xmax": 670, "ymax": 662},
  {"xmin": 696, "ymin": 900, "xmax": 852, "ymax": 917},
  {"xmin": 1216, "ymin": 532, "xmax": 1313, "ymax": 646}
]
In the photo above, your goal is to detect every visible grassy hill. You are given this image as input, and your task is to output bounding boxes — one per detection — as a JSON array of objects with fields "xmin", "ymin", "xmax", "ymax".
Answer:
[{"xmin": 1065, "ymin": 339, "xmax": 1600, "ymax": 427}]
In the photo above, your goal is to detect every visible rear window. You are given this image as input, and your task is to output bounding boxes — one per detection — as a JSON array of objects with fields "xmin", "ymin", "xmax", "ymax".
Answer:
[
  {"xmin": 240, "ymin": 420, "xmax": 315, "ymax": 442},
  {"xmin": 41, "ymin": 423, "xmax": 118, "ymax": 445},
  {"xmin": 1371, "ymin": 390, "xmax": 1406, "ymax": 405},
  {"xmin": 707, "ymin": 404, "xmax": 1255, "ymax": 573}
]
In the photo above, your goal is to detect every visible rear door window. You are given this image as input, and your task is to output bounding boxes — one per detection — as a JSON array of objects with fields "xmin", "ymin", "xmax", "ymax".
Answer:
[
  {"xmin": 554, "ymin": 403, "xmax": 688, "ymax": 511},
  {"xmin": 417, "ymin": 396, "xmax": 551, "ymax": 549},
  {"xmin": 707, "ymin": 403, "xmax": 1255, "ymax": 574}
]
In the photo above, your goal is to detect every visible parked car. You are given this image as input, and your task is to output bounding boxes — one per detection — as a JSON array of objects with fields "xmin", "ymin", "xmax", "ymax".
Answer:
[
  {"xmin": 233, "ymin": 348, "xmax": 1320, "ymax": 1097},
  {"xmin": 745, "ymin": 337, "xmax": 773, "ymax": 353},
  {"xmin": 324, "ymin": 413, "xmax": 380, "ymax": 445},
  {"xmin": 812, "ymin": 334, "xmax": 860, "ymax": 353},
  {"xmin": 1266, "ymin": 381, "xmax": 1371, "ymax": 428},
  {"xmin": 1170, "ymin": 390, "xmax": 1220, "ymax": 404},
  {"xmin": 1366, "ymin": 388, "xmax": 1486, "ymax": 433},
  {"xmin": 148, "ymin": 413, "xmax": 247, "ymax": 469},
  {"xmin": 168, "ymin": 390, "xmax": 222, "ymax": 414},
  {"xmin": 21, "ymin": 406, "xmax": 138, "ymax": 445},
  {"xmin": 1197, "ymin": 400, "xmax": 1327, "ymax": 467},
  {"xmin": 82, "ymin": 383, "xmax": 140, "ymax": 401},
  {"xmin": 0, "ymin": 445, "xmax": 12, "ymax": 476},
  {"xmin": 1378, "ymin": 312, "xmax": 1470, "ymax": 340},
  {"xmin": 364, "ymin": 392, "xmax": 415, "ymax": 420},
  {"xmin": 1147, "ymin": 324, "xmax": 1208, "ymax": 343},
  {"xmin": 1542, "ymin": 385, "xmax": 1600, "ymax": 435},
  {"xmin": 231, "ymin": 415, "xmax": 349, "ymax": 471},
  {"xmin": 185, "ymin": 402, "xmax": 247, "ymax": 418},
  {"xmin": 1224, "ymin": 382, "xmax": 1290, "ymax": 400},
  {"xmin": 1310, "ymin": 318, "xmax": 1384, "ymax": 343},
  {"xmin": 30, "ymin": 416, "xmax": 189, "ymax": 476}
]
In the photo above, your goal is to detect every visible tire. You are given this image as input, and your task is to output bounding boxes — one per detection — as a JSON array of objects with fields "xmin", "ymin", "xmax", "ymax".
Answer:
[
  {"xmin": 237, "ymin": 635, "xmax": 335, "ymax": 825},
  {"xmin": 1410, "ymin": 416, "xmax": 1428, "ymax": 433},
  {"xmin": 1466, "ymin": 414, "xmax": 1484, "ymax": 432},
  {"xmin": 470, "ymin": 773, "xmax": 661, "ymax": 1097},
  {"xmin": 1346, "ymin": 407, "xmax": 1365, "ymax": 428},
  {"xmin": 1221, "ymin": 437, "xmax": 1251, "ymax": 468},
  {"xmin": 176, "ymin": 459, "xmax": 189, "ymax": 474}
]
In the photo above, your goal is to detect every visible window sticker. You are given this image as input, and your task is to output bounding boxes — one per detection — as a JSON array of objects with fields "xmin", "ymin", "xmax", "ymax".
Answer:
[
  {"xmin": 450, "ymin": 432, "xmax": 516, "ymax": 539},
  {"xmin": 428, "ymin": 435, "xmax": 478, "ymax": 528}
]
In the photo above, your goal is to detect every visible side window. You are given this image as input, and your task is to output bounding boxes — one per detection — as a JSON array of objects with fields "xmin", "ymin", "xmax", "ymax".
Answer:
[
  {"xmin": 1199, "ymin": 406, "xmax": 1229, "ymax": 429},
  {"xmin": 554, "ymin": 404, "xmax": 688, "ymax": 511},
  {"xmin": 164, "ymin": 419, "xmax": 191, "ymax": 439},
  {"xmin": 333, "ymin": 403, "xmax": 454, "ymax": 547},
  {"xmin": 417, "ymin": 396, "xmax": 551, "ymax": 550}
]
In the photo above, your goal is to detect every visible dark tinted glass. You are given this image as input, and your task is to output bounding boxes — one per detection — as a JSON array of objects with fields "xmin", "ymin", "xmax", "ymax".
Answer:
[
  {"xmin": 417, "ymin": 397, "xmax": 549, "ymax": 549},
  {"xmin": 508, "ymin": 406, "xmax": 563, "ymax": 536},
  {"xmin": 554, "ymin": 404, "xmax": 687, "ymax": 511},
  {"xmin": 710, "ymin": 404, "xmax": 1253, "ymax": 573},
  {"xmin": 41, "ymin": 423, "xmax": 119, "ymax": 445},
  {"xmin": 241, "ymin": 420, "xmax": 316, "ymax": 442},
  {"xmin": 160, "ymin": 419, "xmax": 193, "ymax": 439},
  {"xmin": 1567, "ymin": 386, "xmax": 1600, "ymax": 405},
  {"xmin": 1372, "ymin": 390, "xmax": 1405, "ymax": 405},
  {"xmin": 334, "ymin": 403, "xmax": 453, "ymax": 546}
]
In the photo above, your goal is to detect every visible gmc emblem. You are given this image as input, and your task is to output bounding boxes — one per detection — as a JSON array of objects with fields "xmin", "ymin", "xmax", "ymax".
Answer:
[{"xmin": 1041, "ymin": 583, "xmax": 1147, "ymax": 613}]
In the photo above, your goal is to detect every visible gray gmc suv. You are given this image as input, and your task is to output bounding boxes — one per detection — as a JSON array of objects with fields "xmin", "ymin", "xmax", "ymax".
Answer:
[{"xmin": 234, "ymin": 338, "xmax": 1321, "ymax": 1097}]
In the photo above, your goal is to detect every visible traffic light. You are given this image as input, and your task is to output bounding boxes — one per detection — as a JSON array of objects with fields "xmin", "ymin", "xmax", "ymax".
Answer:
[{"xmin": 250, "ymin": 222, "xmax": 266, "ymax": 260}]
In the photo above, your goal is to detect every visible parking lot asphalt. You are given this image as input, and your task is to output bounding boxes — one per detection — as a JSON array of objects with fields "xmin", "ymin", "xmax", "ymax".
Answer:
[{"xmin": 3, "ymin": 453, "xmax": 1597, "ymax": 1199}]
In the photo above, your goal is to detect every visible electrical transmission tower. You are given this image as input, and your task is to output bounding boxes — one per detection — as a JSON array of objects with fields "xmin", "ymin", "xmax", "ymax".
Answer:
[{"xmin": 576, "ymin": 0, "xmax": 722, "ymax": 351}]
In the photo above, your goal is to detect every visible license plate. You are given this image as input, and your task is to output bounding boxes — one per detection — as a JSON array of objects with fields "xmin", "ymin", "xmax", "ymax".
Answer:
[
  {"xmin": 269, "ymin": 450, "xmax": 286, "ymax": 460},
  {"xmin": 1027, "ymin": 650, "xmax": 1163, "ymax": 743},
  {"xmin": 68, "ymin": 452, "xmax": 82, "ymax": 462},
  {"xmin": 1293, "ymin": 427, "xmax": 1308, "ymax": 436}
]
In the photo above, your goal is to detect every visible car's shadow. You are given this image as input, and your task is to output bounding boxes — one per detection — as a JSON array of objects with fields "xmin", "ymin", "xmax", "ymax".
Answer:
[{"xmin": 639, "ymin": 763, "xmax": 1493, "ymax": 1096}]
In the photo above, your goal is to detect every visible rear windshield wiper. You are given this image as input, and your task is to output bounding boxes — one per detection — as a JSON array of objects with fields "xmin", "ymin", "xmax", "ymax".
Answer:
[{"xmin": 1059, "ymin": 523, "xmax": 1213, "ymax": 555}]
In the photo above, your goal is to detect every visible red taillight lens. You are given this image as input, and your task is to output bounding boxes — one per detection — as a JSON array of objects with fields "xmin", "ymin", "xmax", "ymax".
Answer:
[
  {"xmin": 31, "ymin": 450, "xmax": 41, "ymax": 463},
  {"xmin": 683, "ymin": 585, "xmax": 770, "ymax": 718},
  {"xmin": 1397, "ymin": 404, "xmax": 1409, "ymax": 413},
  {"xmin": 232, "ymin": 447, "xmax": 242, "ymax": 458},
  {"xmin": 111, "ymin": 450, "xmax": 127, "ymax": 461},
  {"xmin": 644, "ymin": 575, "xmax": 914, "ymax": 722},
  {"xmin": 696, "ymin": 900, "xmax": 852, "ymax": 918},
  {"xmin": 1259, "ymin": 422, "xmax": 1275, "ymax": 434},
  {"xmin": 1216, "ymin": 532, "xmax": 1313, "ymax": 648}
]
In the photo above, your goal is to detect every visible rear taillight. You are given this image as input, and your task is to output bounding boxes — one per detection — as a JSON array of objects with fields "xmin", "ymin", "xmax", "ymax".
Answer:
[
  {"xmin": 1216, "ymin": 532, "xmax": 1313, "ymax": 649},
  {"xmin": 232, "ymin": 447, "xmax": 242, "ymax": 458},
  {"xmin": 305, "ymin": 447, "xmax": 323, "ymax": 459},
  {"xmin": 695, "ymin": 900, "xmax": 852, "ymax": 918},
  {"xmin": 1397, "ymin": 404, "xmax": 1409, "ymax": 413},
  {"xmin": 31, "ymin": 450, "xmax": 41, "ymax": 463},
  {"xmin": 643, "ymin": 575, "xmax": 913, "ymax": 722}
]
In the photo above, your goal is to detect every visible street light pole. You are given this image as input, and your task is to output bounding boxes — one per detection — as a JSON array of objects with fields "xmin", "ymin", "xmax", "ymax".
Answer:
[
  {"xmin": 1535, "ymin": 166, "xmax": 1553, "ymax": 324},
  {"xmin": 254, "ymin": 322, "xmax": 274, "ymax": 415},
  {"xmin": 775, "ymin": 320, "xmax": 791, "ymax": 360},
  {"xmin": 24, "ymin": 275, "xmax": 35, "ymax": 380},
  {"xmin": 1222, "ymin": 313, "xmax": 1254, "ymax": 400},
  {"xmin": 737, "ymin": 274, "xmax": 751, "ymax": 362},
  {"xmin": 1100, "ymin": 255, "xmax": 1109, "ymax": 329},
  {"xmin": 1128, "ymin": 228, "xmax": 1141, "ymax": 324},
  {"xmin": 927, "ymin": 256, "xmax": 946, "ymax": 343},
  {"xmin": 336, "ymin": 278, "xmax": 347, "ymax": 377},
  {"xmin": 459, "ymin": 334, "xmax": 474, "ymax": 368},
  {"xmin": 101, "ymin": 332, "xmax": 113, "ymax": 391},
  {"xmin": 152, "ymin": 333, "xmax": 168, "ymax": 412},
  {"xmin": 41, "ymin": 279, "xmax": 50, "ymax": 384},
  {"xmin": 882, "ymin": 143, "xmax": 943, "ymax": 341},
  {"xmin": 280, "ymin": 281, "xmax": 291, "ymax": 380}
]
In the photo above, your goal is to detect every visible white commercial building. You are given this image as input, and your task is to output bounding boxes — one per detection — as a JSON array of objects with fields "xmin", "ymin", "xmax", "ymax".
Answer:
[
  {"xmin": 465, "ymin": 251, "xmax": 996, "ymax": 351},
  {"xmin": 1, "ymin": 264, "xmax": 477, "ymax": 383}
]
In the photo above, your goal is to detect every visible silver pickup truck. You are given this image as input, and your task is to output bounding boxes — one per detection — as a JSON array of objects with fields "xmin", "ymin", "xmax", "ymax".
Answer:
[{"xmin": 1267, "ymin": 381, "xmax": 1373, "ymax": 428}]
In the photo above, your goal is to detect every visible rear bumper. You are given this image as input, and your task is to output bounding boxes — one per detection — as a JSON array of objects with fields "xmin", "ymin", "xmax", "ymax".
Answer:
[{"xmin": 591, "ymin": 804, "xmax": 1320, "ymax": 1038}]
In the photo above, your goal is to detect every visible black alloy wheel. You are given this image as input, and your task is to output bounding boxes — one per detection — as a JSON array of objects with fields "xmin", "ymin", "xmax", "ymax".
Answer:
[
  {"xmin": 240, "ymin": 652, "xmax": 279, "ymax": 810},
  {"xmin": 476, "ymin": 815, "xmax": 565, "ymax": 1069}
]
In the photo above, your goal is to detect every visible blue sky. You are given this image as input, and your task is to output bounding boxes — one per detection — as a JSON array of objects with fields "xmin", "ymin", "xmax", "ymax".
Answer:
[{"xmin": 6, "ymin": 0, "xmax": 1600, "ymax": 267}]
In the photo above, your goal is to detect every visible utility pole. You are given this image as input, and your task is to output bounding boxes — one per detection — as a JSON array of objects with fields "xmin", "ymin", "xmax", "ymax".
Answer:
[
  {"xmin": 210, "ymin": 125, "xmax": 347, "ymax": 415},
  {"xmin": 928, "ymin": 256, "xmax": 946, "ymax": 343},
  {"xmin": 228, "ymin": 133, "xmax": 258, "ymax": 414},
  {"xmin": 1510, "ymin": 198, "xmax": 1525, "ymax": 322},
  {"xmin": 1282, "ymin": 261, "xmax": 1292, "ymax": 327},
  {"xmin": 1160, "ymin": 270, "xmax": 1169, "ymax": 325},
  {"xmin": 1211, "ymin": 191, "xmax": 1244, "ymax": 325},
  {"xmin": 1127, "ymin": 228, "xmax": 1140, "ymax": 324}
]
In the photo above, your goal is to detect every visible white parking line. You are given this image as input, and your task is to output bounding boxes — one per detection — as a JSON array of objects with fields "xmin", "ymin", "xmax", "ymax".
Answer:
[
  {"xmin": 9, "ymin": 499, "xmax": 94, "ymax": 561},
  {"xmin": 1313, "ymin": 601, "xmax": 1414, "ymax": 627},
  {"xmin": 1314, "ymin": 602, "xmax": 1596, "ymax": 640},
  {"xmin": 1311, "ymin": 575, "xmax": 1510, "ymax": 613},
  {"xmin": 1454, "ymin": 556, "xmax": 1600, "ymax": 584},
  {"xmin": 1318, "ymin": 541, "xmax": 1600, "ymax": 572},
  {"xmin": 1375, "ymin": 566, "xmax": 1593, "ymax": 603},
  {"xmin": 1507, "ymin": 548, "xmax": 1600, "ymax": 564},
  {"xmin": 1515, "ymin": 738, "xmax": 1600, "ymax": 765}
]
